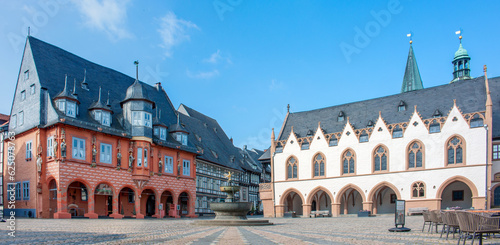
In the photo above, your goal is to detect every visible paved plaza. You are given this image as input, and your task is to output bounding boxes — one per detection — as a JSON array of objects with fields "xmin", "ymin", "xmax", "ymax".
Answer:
[{"xmin": 1, "ymin": 215, "xmax": 500, "ymax": 244}]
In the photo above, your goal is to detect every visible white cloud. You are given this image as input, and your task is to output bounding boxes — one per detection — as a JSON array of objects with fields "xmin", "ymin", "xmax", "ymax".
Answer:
[
  {"xmin": 269, "ymin": 79, "xmax": 285, "ymax": 91},
  {"xmin": 158, "ymin": 11, "xmax": 199, "ymax": 57},
  {"xmin": 203, "ymin": 50, "xmax": 232, "ymax": 64},
  {"xmin": 72, "ymin": 0, "xmax": 132, "ymax": 40},
  {"xmin": 186, "ymin": 69, "xmax": 219, "ymax": 79}
]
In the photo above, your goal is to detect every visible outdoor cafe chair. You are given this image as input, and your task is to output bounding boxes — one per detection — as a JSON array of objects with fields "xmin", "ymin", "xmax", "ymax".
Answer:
[
  {"xmin": 441, "ymin": 211, "xmax": 460, "ymax": 240},
  {"xmin": 422, "ymin": 210, "xmax": 432, "ymax": 232},
  {"xmin": 429, "ymin": 210, "xmax": 444, "ymax": 234}
]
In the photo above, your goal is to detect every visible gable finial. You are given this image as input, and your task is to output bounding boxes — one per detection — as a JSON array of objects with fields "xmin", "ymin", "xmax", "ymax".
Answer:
[
  {"xmin": 106, "ymin": 91, "xmax": 110, "ymax": 106},
  {"xmin": 97, "ymin": 86, "xmax": 102, "ymax": 103},
  {"xmin": 72, "ymin": 78, "xmax": 77, "ymax": 97},
  {"xmin": 134, "ymin": 60, "xmax": 139, "ymax": 81},
  {"xmin": 287, "ymin": 104, "xmax": 290, "ymax": 113}
]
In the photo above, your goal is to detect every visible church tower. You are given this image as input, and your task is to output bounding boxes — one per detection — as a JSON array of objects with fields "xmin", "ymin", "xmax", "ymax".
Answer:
[
  {"xmin": 451, "ymin": 33, "xmax": 471, "ymax": 82},
  {"xmin": 401, "ymin": 38, "xmax": 424, "ymax": 93}
]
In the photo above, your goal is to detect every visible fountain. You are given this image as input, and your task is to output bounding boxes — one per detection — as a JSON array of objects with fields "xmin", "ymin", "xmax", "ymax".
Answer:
[{"xmin": 194, "ymin": 172, "xmax": 272, "ymax": 226}]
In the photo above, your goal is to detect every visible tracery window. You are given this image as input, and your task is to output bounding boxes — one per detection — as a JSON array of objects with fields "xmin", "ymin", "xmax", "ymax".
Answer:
[
  {"xmin": 447, "ymin": 136, "xmax": 465, "ymax": 165},
  {"xmin": 342, "ymin": 149, "xmax": 355, "ymax": 174},
  {"xmin": 373, "ymin": 145, "xmax": 388, "ymax": 172},
  {"xmin": 286, "ymin": 156, "xmax": 298, "ymax": 179},
  {"xmin": 408, "ymin": 141, "xmax": 423, "ymax": 169},
  {"xmin": 313, "ymin": 153, "xmax": 325, "ymax": 177},
  {"xmin": 412, "ymin": 182, "xmax": 425, "ymax": 198}
]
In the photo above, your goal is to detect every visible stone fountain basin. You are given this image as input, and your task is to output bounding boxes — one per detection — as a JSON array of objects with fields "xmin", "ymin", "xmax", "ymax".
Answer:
[{"xmin": 209, "ymin": 202, "xmax": 252, "ymax": 220}]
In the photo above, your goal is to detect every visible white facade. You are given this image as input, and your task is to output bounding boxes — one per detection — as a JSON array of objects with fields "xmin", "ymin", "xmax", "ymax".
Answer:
[{"xmin": 271, "ymin": 104, "xmax": 488, "ymax": 216}]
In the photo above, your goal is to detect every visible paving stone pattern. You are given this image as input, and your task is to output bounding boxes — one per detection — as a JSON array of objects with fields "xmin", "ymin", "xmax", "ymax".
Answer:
[{"xmin": 2, "ymin": 215, "xmax": 500, "ymax": 244}]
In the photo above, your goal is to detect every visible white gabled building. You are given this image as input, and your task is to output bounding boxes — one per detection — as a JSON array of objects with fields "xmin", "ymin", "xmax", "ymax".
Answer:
[{"xmin": 260, "ymin": 39, "xmax": 500, "ymax": 217}]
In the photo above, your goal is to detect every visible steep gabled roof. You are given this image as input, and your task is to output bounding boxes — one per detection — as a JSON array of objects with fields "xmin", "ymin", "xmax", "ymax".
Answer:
[
  {"xmin": 27, "ymin": 36, "xmax": 178, "ymax": 141},
  {"xmin": 279, "ymin": 76, "xmax": 500, "ymax": 141},
  {"xmin": 178, "ymin": 104, "xmax": 243, "ymax": 171}
]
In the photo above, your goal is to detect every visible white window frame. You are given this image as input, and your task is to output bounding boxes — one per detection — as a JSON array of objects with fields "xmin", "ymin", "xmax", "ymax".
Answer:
[
  {"xmin": 26, "ymin": 141, "xmax": 32, "ymax": 159},
  {"xmin": 102, "ymin": 111, "xmax": 110, "ymax": 126},
  {"xmin": 165, "ymin": 156, "xmax": 173, "ymax": 173},
  {"xmin": 72, "ymin": 137, "xmax": 86, "ymax": 160},
  {"xmin": 137, "ymin": 147, "xmax": 142, "ymax": 167},
  {"xmin": 30, "ymin": 84, "xmax": 35, "ymax": 95},
  {"xmin": 160, "ymin": 127, "xmax": 167, "ymax": 140},
  {"xmin": 144, "ymin": 113, "xmax": 152, "ymax": 127},
  {"xmin": 66, "ymin": 101, "xmax": 76, "ymax": 118},
  {"xmin": 94, "ymin": 110, "xmax": 102, "ymax": 121},
  {"xmin": 183, "ymin": 160, "xmax": 190, "ymax": 176},
  {"xmin": 21, "ymin": 90, "xmax": 26, "ymax": 101},
  {"xmin": 132, "ymin": 111, "xmax": 152, "ymax": 128},
  {"xmin": 47, "ymin": 136, "xmax": 54, "ymax": 157},
  {"xmin": 19, "ymin": 111, "xmax": 24, "ymax": 126},
  {"xmin": 181, "ymin": 134, "xmax": 188, "ymax": 146},
  {"xmin": 24, "ymin": 70, "xmax": 29, "ymax": 81},
  {"xmin": 100, "ymin": 143, "xmax": 112, "ymax": 164},
  {"xmin": 144, "ymin": 148, "xmax": 148, "ymax": 167}
]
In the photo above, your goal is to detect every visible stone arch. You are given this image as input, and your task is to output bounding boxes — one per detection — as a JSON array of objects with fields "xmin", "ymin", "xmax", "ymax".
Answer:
[
  {"xmin": 66, "ymin": 178, "xmax": 92, "ymax": 217},
  {"xmin": 279, "ymin": 187, "xmax": 305, "ymax": 205},
  {"xmin": 435, "ymin": 175, "xmax": 478, "ymax": 198},
  {"xmin": 66, "ymin": 178, "xmax": 92, "ymax": 192},
  {"xmin": 93, "ymin": 181, "xmax": 115, "ymax": 217},
  {"xmin": 492, "ymin": 183, "xmax": 500, "ymax": 207},
  {"xmin": 306, "ymin": 186, "xmax": 334, "ymax": 204},
  {"xmin": 335, "ymin": 184, "xmax": 365, "ymax": 204},
  {"xmin": 94, "ymin": 181, "xmax": 117, "ymax": 195},
  {"xmin": 117, "ymin": 185, "xmax": 137, "ymax": 217},
  {"xmin": 368, "ymin": 181, "xmax": 401, "ymax": 201}
]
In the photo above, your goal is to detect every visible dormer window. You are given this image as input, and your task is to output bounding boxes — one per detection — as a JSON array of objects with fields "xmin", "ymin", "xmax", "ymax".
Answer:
[
  {"xmin": 329, "ymin": 137, "xmax": 338, "ymax": 146},
  {"xmin": 154, "ymin": 126, "xmax": 167, "ymax": 140},
  {"xmin": 92, "ymin": 110, "xmax": 111, "ymax": 126},
  {"xmin": 398, "ymin": 101, "xmax": 406, "ymax": 112},
  {"xmin": 367, "ymin": 120, "xmax": 374, "ymax": 127},
  {"xmin": 132, "ymin": 111, "xmax": 152, "ymax": 128},
  {"xmin": 175, "ymin": 133, "xmax": 188, "ymax": 145},
  {"xmin": 432, "ymin": 109, "xmax": 442, "ymax": 118},
  {"xmin": 337, "ymin": 111, "xmax": 345, "ymax": 122},
  {"xmin": 55, "ymin": 99, "xmax": 77, "ymax": 118}
]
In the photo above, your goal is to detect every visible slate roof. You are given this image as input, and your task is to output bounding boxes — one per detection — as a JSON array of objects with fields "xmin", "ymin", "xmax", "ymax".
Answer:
[
  {"xmin": 237, "ymin": 146, "xmax": 264, "ymax": 173},
  {"xmin": 178, "ymin": 104, "xmax": 243, "ymax": 171},
  {"xmin": 278, "ymin": 76, "xmax": 500, "ymax": 141},
  {"xmin": 28, "ymin": 36, "xmax": 193, "ymax": 151}
]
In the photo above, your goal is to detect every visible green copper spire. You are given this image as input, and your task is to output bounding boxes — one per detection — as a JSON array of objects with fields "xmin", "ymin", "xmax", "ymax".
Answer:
[{"xmin": 401, "ymin": 43, "xmax": 424, "ymax": 93}]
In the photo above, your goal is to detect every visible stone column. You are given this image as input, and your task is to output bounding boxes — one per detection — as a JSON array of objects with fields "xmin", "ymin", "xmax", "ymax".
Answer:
[
  {"xmin": 84, "ymin": 189, "xmax": 98, "ymax": 219},
  {"xmin": 135, "ymin": 192, "xmax": 144, "ymax": 219},
  {"xmin": 331, "ymin": 203, "xmax": 340, "ymax": 217},
  {"xmin": 275, "ymin": 204, "xmax": 285, "ymax": 217},
  {"xmin": 303, "ymin": 204, "xmax": 311, "ymax": 218},
  {"xmin": 152, "ymin": 192, "xmax": 161, "ymax": 218},
  {"xmin": 363, "ymin": 201, "xmax": 373, "ymax": 214},
  {"xmin": 110, "ymin": 193, "xmax": 123, "ymax": 219},
  {"xmin": 54, "ymin": 188, "xmax": 71, "ymax": 219}
]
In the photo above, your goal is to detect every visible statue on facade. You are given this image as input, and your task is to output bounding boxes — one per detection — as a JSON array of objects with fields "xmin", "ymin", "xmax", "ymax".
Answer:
[
  {"xmin": 158, "ymin": 158, "xmax": 163, "ymax": 173},
  {"xmin": 92, "ymin": 144, "xmax": 97, "ymax": 163},
  {"xmin": 36, "ymin": 155, "xmax": 42, "ymax": 173},
  {"xmin": 177, "ymin": 162, "xmax": 181, "ymax": 175},
  {"xmin": 53, "ymin": 138, "xmax": 58, "ymax": 158},
  {"xmin": 60, "ymin": 139, "xmax": 66, "ymax": 158},
  {"xmin": 224, "ymin": 171, "xmax": 233, "ymax": 183},
  {"xmin": 128, "ymin": 152, "xmax": 134, "ymax": 169},
  {"xmin": 117, "ymin": 150, "xmax": 122, "ymax": 166}
]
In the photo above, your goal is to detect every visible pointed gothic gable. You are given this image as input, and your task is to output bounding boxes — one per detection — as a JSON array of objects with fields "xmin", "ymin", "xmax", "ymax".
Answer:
[{"xmin": 277, "ymin": 76, "xmax": 500, "ymax": 143}]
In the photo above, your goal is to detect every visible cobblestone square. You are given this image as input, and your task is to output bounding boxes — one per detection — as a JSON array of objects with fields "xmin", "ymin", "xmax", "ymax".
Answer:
[{"xmin": 2, "ymin": 215, "xmax": 500, "ymax": 244}]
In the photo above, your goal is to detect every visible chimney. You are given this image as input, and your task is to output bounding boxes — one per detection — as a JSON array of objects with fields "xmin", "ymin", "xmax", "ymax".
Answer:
[
  {"xmin": 155, "ymin": 82, "xmax": 162, "ymax": 91},
  {"xmin": 230, "ymin": 137, "xmax": 233, "ymax": 144}
]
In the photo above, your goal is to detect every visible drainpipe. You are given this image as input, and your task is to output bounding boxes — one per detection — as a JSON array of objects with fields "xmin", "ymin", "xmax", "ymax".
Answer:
[{"xmin": 485, "ymin": 125, "xmax": 489, "ymax": 210}]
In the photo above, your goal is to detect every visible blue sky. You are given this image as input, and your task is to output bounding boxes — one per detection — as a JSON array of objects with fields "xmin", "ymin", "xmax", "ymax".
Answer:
[{"xmin": 1, "ymin": 0, "xmax": 499, "ymax": 150}]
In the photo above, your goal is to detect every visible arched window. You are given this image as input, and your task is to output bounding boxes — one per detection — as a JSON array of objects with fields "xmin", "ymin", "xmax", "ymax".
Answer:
[
  {"xmin": 286, "ymin": 156, "xmax": 298, "ymax": 179},
  {"xmin": 408, "ymin": 141, "xmax": 424, "ymax": 169},
  {"xmin": 373, "ymin": 145, "xmax": 388, "ymax": 172},
  {"xmin": 447, "ymin": 136, "xmax": 465, "ymax": 165},
  {"xmin": 342, "ymin": 149, "xmax": 355, "ymax": 175},
  {"xmin": 412, "ymin": 182, "xmax": 425, "ymax": 198},
  {"xmin": 313, "ymin": 153, "xmax": 325, "ymax": 177}
]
